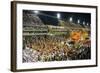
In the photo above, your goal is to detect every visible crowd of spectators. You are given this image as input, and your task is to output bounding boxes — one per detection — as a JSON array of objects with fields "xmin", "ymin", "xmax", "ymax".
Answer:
[{"xmin": 23, "ymin": 35, "xmax": 91, "ymax": 63}]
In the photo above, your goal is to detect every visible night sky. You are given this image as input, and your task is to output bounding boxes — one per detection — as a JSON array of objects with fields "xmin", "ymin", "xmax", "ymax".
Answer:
[{"xmin": 23, "ymin": 10, "xmax": 91, "ymax": 26}]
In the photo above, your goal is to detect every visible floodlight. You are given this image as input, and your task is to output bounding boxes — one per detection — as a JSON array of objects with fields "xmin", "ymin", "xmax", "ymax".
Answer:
[
  {"xmin": 83, "ymin": 21, "xmax": 85, "ymax": 25},
  {"xmin": 57, "ymin": 13, "xmax": 60, "ymax": 19},
  {"xmin": 69, "ymin": 17, "xmax": 73, "ymax": 22},
  {"xmin": 77, "ymin": 19, "xmax": 80, "ymax": 24},
  {"xmin": 34, "ymin": 10, "xmax": 39, "ymax": 14},
  {"xmin": 87, "ymin": 23, "xmax": 89, "ymax": 26}
]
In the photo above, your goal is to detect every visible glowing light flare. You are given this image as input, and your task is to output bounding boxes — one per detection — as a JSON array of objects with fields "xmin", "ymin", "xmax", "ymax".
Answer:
[
  {"xmin": 87, "ymin": 23, "xmax": 89, "ymax": 26},
  {"xmin": 83, "ymin": 21, "xmax": 85, "ymax": 25},
  {"xmin": 34, "ymin": 10, "xmax": 39, "ymax": 14},
  {"xmin": 69, "ymin": 17, "xmax": 73, "ymax": 22},
  {"xmin": 57, "ymin": 13, "xmax": 61, "ymax": 19},
  {"xmin": 77, "ymin": 19, "xmax": 80, "ymax": 24}
]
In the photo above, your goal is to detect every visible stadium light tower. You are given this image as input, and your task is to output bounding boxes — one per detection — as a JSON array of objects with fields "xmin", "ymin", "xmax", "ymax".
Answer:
[
  {"xmin": 34, "ymin": 10, "xmax": 39, "ymax": 14},
  {"xmin": 69, "ymin": 17, "xmax": 73, "ymax": 22},
  {"xmin": 77, "ymin": 19, "xmax": 80, "ymax": 24},
  {"xmin": 57, "ymin": 13, "xmax": 61, "ymax": 19}
]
